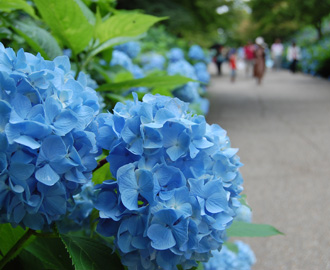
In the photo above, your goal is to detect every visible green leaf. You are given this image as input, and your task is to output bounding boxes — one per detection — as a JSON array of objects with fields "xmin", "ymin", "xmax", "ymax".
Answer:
[
  {"xmin": 0, "ymin": 224, "xmax": 26, "ymax": 259},
  {"xmin": 16, "ymin": 249, "xmax": 48, "ymax": 270},
  {"xmin": 151, "ymin": 88, "xmax": 174, "ymax": 97},
  {"xmin": 24, "ymin": 237, "xmax": 73, "ymax": 270},
  {"xmin": 95, "ymin": 13, "xmax": 167, "ymax": 44},
  {"xmin": 226, "ymin": 221, "xmax": 284, "ymax": 237},
  {"xmin": 74, "ymin": 0, "xmax": 95, "ymax": 25},
  {"xmin": 113, "ymin": 71, "xmax": 134, "ymax": 83},
  {"xmin": 85, "ymin": 35, "xmax": 144, "ymax": 66},
  {"xmin": 106, "ymin": 93, "xmax": 127, "ymax": 104},
  {"xmin": 0, "ymin": 0, "xmax": 38, "ymax": 19},
  {"xmin": 33, "ymin": 0, "xmax": 93, "ymax": 55},
  {"xmin": 11, "ymin": 21, "xmax": 62, "ymax": 60},
  {"xmin": 238, "ymin": 194, "xmax": 252, "ymax": 210},
  {"xmin": 60, "ymin": 234, "xmax": 124, "ymax": 270},
  {"xmin": 196, "ymin": 262, "xmax": 204, "ymax": 270},
  {"xmin": 97, "ymin": 75, "xmax": 196, "ymax": 92},
  {"xmin": 92, "ymin": 162, "xmax": 113, "ymax": 185},
  {"xmin": 223, "ymin": 241, "xmax": 239, "ymax": 253}
]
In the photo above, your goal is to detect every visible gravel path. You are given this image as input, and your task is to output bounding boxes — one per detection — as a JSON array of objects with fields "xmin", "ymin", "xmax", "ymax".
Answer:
[{"xmin": 206, "ymin": 65, "xmax": 330, "ymax": 270}]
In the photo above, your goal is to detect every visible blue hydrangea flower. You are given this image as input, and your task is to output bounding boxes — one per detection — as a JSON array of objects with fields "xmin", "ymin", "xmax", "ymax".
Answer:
[
  {"xmin": 0, "ymin": 43, "xmax": 100, "ymax": 230},
  {"xmin": 110, "ymin": 50, "xmax": 134, "ymax": 71},
  {"xmin": 94, "ymin": 93, "xmax": 244, "ymax": 270},
  {"xmin": 167, "ymin": 60, "xmax": 198, "ymax": 80},
  {"xmin": 110, "ymin": 50, "xmax": 147, "ymax": 95},
  {"xmin": 167, "ymin": 60, "xmax": 201, "ymax": 104},
  {"xmin": 167, "ymin": 48, "xmax": 185, "ymax": 62},
  {"xmin": 188, "ymin": 45, "xmax": 206, "ymax": 61},
  {"xmin": 140, "ymin": 53, "xmax": 166, "ymax": 72},
  {"xmin": 114, "ymin": 42, "xmax": 141, "ymax": 59},
  {"xmin": 57, "ymin": 181, "xmax": 96, "ymax": 233},
  {"xmin": 194, "ymin": 62, "xmax": 210, "ymax": 84},
  {"xmin": 204, "ymin": 241, "xmax": 256, "ymax": 270},
  {"xmin": 235, "ymin": 204, "xmax": 252, "ymax": 223}
]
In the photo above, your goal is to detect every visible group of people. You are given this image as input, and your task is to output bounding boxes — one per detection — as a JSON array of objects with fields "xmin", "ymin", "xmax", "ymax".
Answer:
[{"xmin": 212, "ymin": 38, "xmax": 301, "ymax": 84}]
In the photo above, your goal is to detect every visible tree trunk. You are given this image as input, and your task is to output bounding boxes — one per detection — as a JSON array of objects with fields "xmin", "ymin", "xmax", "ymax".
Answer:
[{"xmin": 315, "ymin": 20, "xmax": 323, "ymax": 40}]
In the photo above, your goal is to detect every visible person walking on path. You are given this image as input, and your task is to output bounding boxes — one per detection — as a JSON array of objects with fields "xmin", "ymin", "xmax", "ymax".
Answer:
[
  {"xmin": 229, "ymin": 49, "xmax": 237, "ymax": 82},
  {"xmin": 244, "ymin": 40, "xmax": 255, "ymax": 77},
  {"xmin": 212, "ymin": 45, "xmax": 225, "ymax": 76},
  {"xmin": 253, "ymin": 37, "xmax": 266, "ymax": 85},
  {"xmin": 287, "ymin": 41, "xmax": 301, "ymax": 73},
  {"xmin": 271, "ymin": 38, "xmax": 284, "ymax": 70}
]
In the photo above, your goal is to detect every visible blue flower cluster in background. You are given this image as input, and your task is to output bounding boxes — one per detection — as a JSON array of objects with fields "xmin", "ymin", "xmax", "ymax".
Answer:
[
  {"xmin": 298, "ymin": 37, "xmax": 330, "ymax": 78},
  {"xmin": 0, "ymin": 43, "xmax": 100, "ymax": 230},
  {"xmin": 203, "ymin": 241, "xmax": 256, "ymax": 270},
  {"xmin": 108, "ymin": 42, "xmax": 211, "ymax": 115},
  {"xmin": 235, "ymin": 204, "xmax": 252, "ymax": 223},
  {"xmin": 94, "ymin": 93, "xmax": 244, "ymax": 270},
  {"xmin": 194, "ymin": 62, "xmax": 211, "ymax": 84},
  {"xmin": 110, "ymin": 50, "xmax": 135, "ymax": 73},
  {"xmin": 188, "ymin": 45, "xmax": 206, "ymax": 62},
  {"xmin": 167, "ymin": 47, "xmax": 185, "ymax": 62},
  {"xmin": 140, "ymin": 52, "xmax": 166, "ymax": 72},
  {"xmin": 114, "ymin": 41, "xmax": 141, "ymax": 59},
  {"xmin": 167, "ymin": 59, "xmax": 209, "ymax": 114}
]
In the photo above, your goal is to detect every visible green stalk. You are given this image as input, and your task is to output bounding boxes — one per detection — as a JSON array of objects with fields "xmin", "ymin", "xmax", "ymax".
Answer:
[{"xmin": 0, "ymin": 228, "xmax": 35, "ymax": 270}]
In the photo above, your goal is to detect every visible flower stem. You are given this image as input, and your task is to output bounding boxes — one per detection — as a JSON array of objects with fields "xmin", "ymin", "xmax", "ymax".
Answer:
[
  {"xmin": 0, "ymin": 228, "xmax": 35, "ymax": 270},
  {"xmin": 94, "ymin": 157, "xmax": 108, "ymax": 172}
]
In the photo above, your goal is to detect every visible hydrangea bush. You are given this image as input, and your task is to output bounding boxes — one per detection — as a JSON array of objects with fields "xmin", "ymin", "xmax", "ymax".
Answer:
[
  {"xmin": 115, "ymin": 41, "xmax": 141, "ymax": 59},
  {"xmin": 0, "ymin": 43, "xmax": 100, "ymax": 230},
  {"xmin": 188, "ymin": 45, "xmax": 206, "ymax": 62},
  {"xmin": 94, "ymin": 93, "xmax": 244, "ymax": 269},
  {"xmin": 204, "ymin": 241, "xmax": 256, "ymax": 270}
]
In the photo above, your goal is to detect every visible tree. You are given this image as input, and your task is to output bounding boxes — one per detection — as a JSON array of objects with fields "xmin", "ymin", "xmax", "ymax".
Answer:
[
  {"xmin": 116, "ymin": 0, "xmax": 248, "ymax": 46},
  {"xmin": 289, "ymin": 0, "xmax": 330, "ymax": 39}
]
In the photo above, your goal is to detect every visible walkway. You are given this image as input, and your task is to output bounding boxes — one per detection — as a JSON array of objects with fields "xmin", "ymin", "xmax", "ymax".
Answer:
[{"xmin": 206, "ymin": 65, "xmax": 330, "ymax": 270}]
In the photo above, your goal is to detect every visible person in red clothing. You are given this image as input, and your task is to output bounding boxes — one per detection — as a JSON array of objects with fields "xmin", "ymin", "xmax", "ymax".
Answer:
[
  {"xmin": 229, "ymin": 49, "xmax": 237, "ymax": 82},
  {"xmin": 244, "ymin": 41, "xmax": 255, "ymax": 77}
]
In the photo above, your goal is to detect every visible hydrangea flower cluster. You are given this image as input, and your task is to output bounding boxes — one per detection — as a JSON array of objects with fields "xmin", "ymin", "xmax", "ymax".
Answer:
[
  {"xmin": 114, "ymin": 41, "xmax": 141, "ymax": 59},
  {"xmin": 203, "ymin": 241, "xmax": 256, "ymax": 270},
  {"xmin": 167, "ymin": 60, "xmax": 200, "ymax": 103},
  {"xmin": 194, "ymin": 62, "xmax": 211, "ymax": 84},
  {"xmin": 140, "ymin": 53, "xmax": 166, "ymax": 72},
  {"xmin": 167, "ymin": 48, "xmax": 185, "ymax": 62},
  {"xmin": 94, "ymin": 93, "xmax": 244, "ymax": 270},
  {"xmin": 188, "ymin": 45, "xmax": 206, "ymax": 61},
  {"xmin": 234, "ymin": 204, "xmax": 252, "ymax": 223},
  {"xmin": 57, "ymin": 181, "xmax": 96, "ymax": 233},
  {"xmin": 110, "ymin": 50, "xmax": 145, "ymax": 80},
  {"xmin": 0, "ymin": 43, "xmax": 100, "ymax": 230}
]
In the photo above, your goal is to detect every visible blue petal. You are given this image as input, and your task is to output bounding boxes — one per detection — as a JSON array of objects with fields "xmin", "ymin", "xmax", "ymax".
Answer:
[
  {"xmin": 141, "ymin": 126, "xmax": 163, "ymax": 148},
  {"xmin": 118, "ymin": 163, "xmax": 139, "ymax": 190},
  {"xmin": 14, "ymin": 135, "xmax": 40, "ymax": 149},
  {"xmin": 136, "ymin": 169, "xmax": 154, "ymax": 204},
  {"xmin": 10, "ymin": 94, "xmax": 31, "ymax": 122},
  {"xmin": 39, "ymin": 135, "xmax": 67, "ymax": 162},
  {"xmin": 53, "ymin": 110, "xmax": 78, "ymax": 136},
  {"xmin": 107, "ymin": 143, "xmax": 139, "ymax": 178},
  {"xmin": 13, "ymin": 204, "xmax": 26, "ymax": 223},
  {"xmin": 121, "ymin": 189, "xmax": 139, "ymax": 210},
  {"xmin": 35, "ymin": 164, "xmax": 60, "ymax": 186},
  {"xmin": 173, "ymin": 217, "xmax": 189, "ymax": 247},
  {"xmin": 9, "ymin": 163, "xmax": 35, "ymax": 181},
  {"xmin": 148, "ymin": 224, "xmax": 176, "ymax": 250},
  {"xmin": 205, "ymin": 192, "xmax": 228, "ymax": 213},
  {"xmin": 118, "ymin": 231, "xmax": 134, "ymax": 253},
  {"xmin": 44, "ymin": 97, "xmax": 62, "ymax": 123}
]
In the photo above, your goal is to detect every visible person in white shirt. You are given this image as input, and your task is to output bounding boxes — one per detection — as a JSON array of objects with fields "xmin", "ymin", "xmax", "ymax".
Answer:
[
  {"xmin": 271, "ymin": 38, "xmax": 284, "ymax": 70},
  {"xmin": 287, "ymin": 42, "xmax": 301, "ymax": 73}
]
